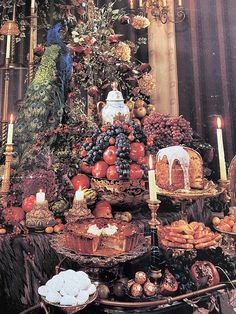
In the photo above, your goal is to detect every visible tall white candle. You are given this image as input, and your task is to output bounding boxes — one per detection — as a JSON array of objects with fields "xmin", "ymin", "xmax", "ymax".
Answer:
[
  {"xmin": 178, "ymin": 0, "xmax": 183, "ymax": 6},
  {"xmin": 5, "ymin": 35, "xmax": 11, "ymax": 59},
  {"xmin": 7, "ymin": 114, "xmax": 14, "ymax": 144},
  {"xmin": 148, "ymin": 155, "xmax": 157, "ymax": 201},
  {"xmin": 163, "ymin": 0, "xmax": 167, "ymax": 7},
  {"xmin": 36, "ymin": 189, "xmax": 45, "ymax": 203},
  {"xmin": 216, "ymin": 117, "xmax": 227, "ymax": 180},
  {"xmin": 129, "ymin": 0, "xmax": 134, "ymax": 9},
  {"xmin": 74, "ymin": 187, "xmax": 84, "ymax": 201},
  {"xmin": 139, "ymin": 0, "xmax": 143, "ymax": 7},
  {"xmin": 31, "ymin": 0, "xmax": 35, "ymax": 9}
]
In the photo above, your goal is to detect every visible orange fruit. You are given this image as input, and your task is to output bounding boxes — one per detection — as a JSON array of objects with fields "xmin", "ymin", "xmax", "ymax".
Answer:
[{"xmin": 45, "ymin": 226, "xmax": 54, "ymax": 234}]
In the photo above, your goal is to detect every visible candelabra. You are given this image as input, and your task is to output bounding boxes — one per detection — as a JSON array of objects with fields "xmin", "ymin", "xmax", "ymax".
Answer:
[
  {"xmin": 131, "ymin": 0, "xmax": 186, "ymax": 24},
  {"xmin": 147, "ymin": 198, "xmax": 164, "ymax": 281},
  {"xmin": 28, "ymin": 0, "xmax": 38, "ymax": 83},
  {"xmin": 0, "ymin": 19, "xmax": 19, "ymax": 147},
  {"xmin": 0, "ymin": 143, "xmax": 13, "ymax": 208}
]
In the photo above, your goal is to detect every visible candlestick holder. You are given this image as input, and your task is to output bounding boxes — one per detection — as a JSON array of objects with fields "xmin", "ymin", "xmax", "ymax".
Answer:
[
  {"xmin": 147, "ymin": 198, "xmax": 164, "ymax": 281},
  {"xmin": 218, "ymin": 179, "xmax": 231, "ymax": 205},
  {"xmin": 0, "ymin": 142, "xmax": 14, "ymax": 207},
  {"xmin": 26, "ymin": 200, "xmax": 55, "ymax": 230},
  {"xmin": 65, "ymin": 199, "xmax": 93, "ymax": 223}
]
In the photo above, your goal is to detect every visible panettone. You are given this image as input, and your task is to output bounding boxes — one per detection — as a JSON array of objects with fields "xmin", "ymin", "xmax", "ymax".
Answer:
[{"xmin": 156, "ymin": 146, "xmax": 203, "ymax": 191}]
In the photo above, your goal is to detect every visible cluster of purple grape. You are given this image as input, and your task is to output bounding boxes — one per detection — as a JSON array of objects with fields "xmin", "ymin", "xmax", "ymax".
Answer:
[
  {"xmin": 115, "ymin": 133, "xmax": 131, "ymax": 179},
  {"xmin": 143, "ymin": 112, "xmax": 193, "ymax": 147}
]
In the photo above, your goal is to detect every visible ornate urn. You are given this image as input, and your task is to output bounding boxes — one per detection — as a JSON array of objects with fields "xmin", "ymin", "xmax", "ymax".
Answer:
[{"xmin": 100, "ymin": 81, "xmax": 130, "ymax": 124}]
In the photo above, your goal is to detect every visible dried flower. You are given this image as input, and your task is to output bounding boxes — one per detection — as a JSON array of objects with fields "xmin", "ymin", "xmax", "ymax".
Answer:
[
  {"xmin": 113, "ymin": 42, "xmax": 131, "ymax": 62},
  {"xmin": 138, "ymin": 73, "xmax": 155, "ymax": 96},
  {"xmin": 132, "ymin": 15, "xmax": 150, "ymax": 29}
]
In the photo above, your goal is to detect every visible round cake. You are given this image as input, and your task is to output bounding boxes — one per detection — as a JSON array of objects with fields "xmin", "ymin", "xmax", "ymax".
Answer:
[
  {"xmin": 156, "ymin": 146, "xmax": 204, "ymax": 191},
  {"xmin": 64, "ymin": 218, "xmax": 142, "ymax": 254}
]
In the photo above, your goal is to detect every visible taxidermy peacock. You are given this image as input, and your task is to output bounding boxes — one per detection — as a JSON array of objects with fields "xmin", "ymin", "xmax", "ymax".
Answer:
[{"xmin": 14, "ymin": 23, "xmax": 72, "ymax": 170}]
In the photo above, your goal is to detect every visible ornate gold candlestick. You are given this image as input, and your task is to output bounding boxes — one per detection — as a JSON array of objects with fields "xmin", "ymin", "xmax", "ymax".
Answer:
[
  {"xmin": 147, "ymin": 198, "xmax": 163, "ymax": 281},
  {"xmin": 0, "ymin": 143, "xmax": 14, "ymax": 207},
  {"xmin": 26, "ymin": 200, "xmax": 55, "ymax": 230},
  {"xmin": 66, "ymin": 199, "xmax": 93, "ymax": 223}
]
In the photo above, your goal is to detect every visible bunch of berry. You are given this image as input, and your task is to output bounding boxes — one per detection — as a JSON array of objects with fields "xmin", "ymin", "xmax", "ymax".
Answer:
[
  {"xmin": 115, "ymin": 133, "xmax": 131, "ymax": 179},
  {"xmin": 143, "ymin": 112, "xmax": 193, "ymax": 148}
]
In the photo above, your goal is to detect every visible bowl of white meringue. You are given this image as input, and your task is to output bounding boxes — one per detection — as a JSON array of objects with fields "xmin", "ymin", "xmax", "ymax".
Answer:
[{"xmin": 38, "ymin": 269, "xmax": 97, "ymax": 312}]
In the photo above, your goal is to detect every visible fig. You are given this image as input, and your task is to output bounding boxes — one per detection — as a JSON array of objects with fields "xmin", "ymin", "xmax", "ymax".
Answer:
[{"xmin": 97, "ymin": 284, "xmax": 110, "ymax": 299}]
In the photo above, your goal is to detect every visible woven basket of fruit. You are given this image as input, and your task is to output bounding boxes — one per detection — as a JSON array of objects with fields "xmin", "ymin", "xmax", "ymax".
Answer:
[{"xmin": 91, "ymin": 177, "xmax": 148, "ymax": 207}]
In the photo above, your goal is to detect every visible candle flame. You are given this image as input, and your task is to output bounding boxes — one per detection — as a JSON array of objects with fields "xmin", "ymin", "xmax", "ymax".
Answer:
[
  {"xmin": 39, "ymin": 189, "xmax": 42, "ymax": 193},
  {"xmin": 217, "ymin": 117, "xmax": 222, "ymax": 129},
  {"xmin": 78, "ymin": 186, "xmax": 82, "ymax": 191},
  {"xmin": 10, "ymin": 114, "xmax": 13, "ymax": 124},
  {"xmin": 149, "ymin": 155, "xmax": 153, "ymax": 170}
]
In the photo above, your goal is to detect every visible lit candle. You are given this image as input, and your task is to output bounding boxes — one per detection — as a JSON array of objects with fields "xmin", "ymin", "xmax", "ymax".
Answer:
[
  {"xmin": 5, "ymin": 35, "xmax": 11, "ymax": 59},
  {"xmin": 129, "ymin": 0, "xmax": 135, "ymax": 10},
  {"xmin": 74, "ymin": 187, "xmax": 84, "ymax": 201},
  {"xmin": 6, "ymin": 114, "xmax": 14, "ymax": 144},
  {"xmin": 178, "ymin": 0, "xmax": 183, "ymax": 6},
  {"xmin": 31, "ymin": 0, "xmax": 35, "ymax": 9},
  {"xmin": 216, "ymin": 117, "xmax": 227, "ymax": 180},
  {"xmin": 163, "ymin": 0, "xmax": 167, "ymax": 7},
  {"xmin": 139, "ymin": 0, "xmax": 143, "ymax": 7},
  {"xmin": 36, "ymin": 189, "xmax": 45, "ymax": 203},
  {"xmin": 148, "ymin": 155, "xmax": 157, "ymax": 201}
]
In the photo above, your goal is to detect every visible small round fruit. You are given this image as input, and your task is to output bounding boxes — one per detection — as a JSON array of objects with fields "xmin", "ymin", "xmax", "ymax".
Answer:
[
  {"xmin": 94, "ymin": 200, "xmax": 112, "ymax": 218},
  {"xmin": 212, "ymin": 217, "xmax": 221, "ymax": 225},
  {"xmin": 92, "ymin": 161, "xmax": 109, "ymax": 178},
  {"xmin": 113, "ymin": 282, "xmax": 127, "ymax": 298},
  {"xmin": 232, "ymin": 223, "xmax": 236, "ymax": 233},
  {"xmin": 71, "ymin": 174, "xmax": 90, "ymax": 190},
  {"xmin": 0, "ymin": 228, "xmax": 6, "ymax": 235},
  {"xmin": 134, "ymin": 107, "xmax": 147, "ymax": 118},
  {"xmin": 109, "ymin": 137, "xmax": 116, "ymax": 145},
  {"xmin": 54, "ymin": 225, "xmax": 62, "ymax": 233},
  {"xmin": 22, "ymin": 195, "xmax": 36, "ymax": 213},
  {"xmin": 143, "ymin": 281, "xmax": 157, "ymax": 297},
  {"xmin": 128, "ymin": 134, "xmax": 135, "ymax": 141},
  {"xmin": 146, "ymin": 104, "xmax": 156, "ymax": 115},
  {"xmin": 134, "ymin": 99, "xmax": 145, "ymax": 108},
  {"xmin": 97, "ymin": 284, "xmax": 110, "ymax": 299},
  {"xmin": 106, "ymin": 165, "xmax": 119, "ymax": 180},
  {"xmin": 80, "ymin": 161, "xmax": 93, "ymax": 174},
  {"xmin": 57, "ymin": 223, "xmax": 64, "ymax": 231},
  {"xmin": 45, "ymin": 226, "xmax": 54, "ymax": 234},
  {"xmin": 130, "ymin": 142, "xmax": 145, "ymax": 161},
  {"xmin": 103, "ymin": 146, "xmax": 117, "ymax": 165},
  {"xmin": 126, "ymin": 100, "xmax": 135, "ymax": 111},
  {"xmin": 130, "ymin": 283, "xmax": 143, "ymax": 297},
  {"xmin": 55, "ymin": 218, "xmax": 62, "ymax": 224},
  {"xmin": 135, "ymin": 271, "xmax": 147, "ymax": 285},
  {"xmin": 130, "ymin": 164, "xmax": 143, "ymax": 180},
  {"xmin": 128, "ymin": 279, "xmax": 135, "ymax": 290}
]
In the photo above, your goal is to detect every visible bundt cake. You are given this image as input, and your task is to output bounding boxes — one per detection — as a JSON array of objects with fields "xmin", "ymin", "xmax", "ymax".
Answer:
[{"xmin": 156, "ymin": 146, "xmax": 204, "ymax": 191}]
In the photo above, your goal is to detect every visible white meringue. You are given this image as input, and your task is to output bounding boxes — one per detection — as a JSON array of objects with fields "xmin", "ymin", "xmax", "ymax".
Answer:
[
  {"xmin": 38, "ymin": 285, "xmax": 49, "ymax": 297},
  {"xmin": 61, "ymin": 280, "xmax": 80, "ymax": 296},
  {"xmin": 77, "ymin": 290, "xmax": 89, "ymax": 303},
  {"xmin": 77, "ymin": 276, "xmax": 91, "ymax": 290},
  {"xmin": 46, "ymin": 291, "xmax": 61, "ymax": 303},
  {"xmin": 87, "ymin": 284, "xmax": 96, "ymax": 295},
  {"xmin": 60, "ymin": 295, "xmax": 77, "ymax": 306}
]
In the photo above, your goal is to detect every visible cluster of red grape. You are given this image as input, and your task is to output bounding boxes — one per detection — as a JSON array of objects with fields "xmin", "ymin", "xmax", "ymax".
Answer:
[{"xmin": 143, "ymin": 112, "xmax": 193, "ymax": 148}]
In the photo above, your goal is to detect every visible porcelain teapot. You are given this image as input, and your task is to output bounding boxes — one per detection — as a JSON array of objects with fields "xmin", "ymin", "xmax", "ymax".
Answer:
[{"xmin": 99, "ymin": 82, "xmax": 130, "ymax": 125}]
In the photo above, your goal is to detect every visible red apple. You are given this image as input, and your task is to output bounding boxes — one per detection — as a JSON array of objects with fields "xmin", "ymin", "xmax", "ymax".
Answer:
[
  {"xmin": 106, "ymin": 165, "xmax": 119, "ymax": 180},
  {"xmin": 80, "ymin": 161, "xmax": 93, "ymax": 174},
  {"xmin": 92, "ymin": 161, "xmax": 109, "ymax": 178},
  {"xmin": 103, "ymin": 146, "xmax": 117, "ymax": 165},
  {"xmin": 130, "ymin": 142, "xmax": 145, "ymax": 161},
  {"xmin": 137, "ymin": 155, "xmax": 149, "ymax": 165},
  {"xmin": 22, "ymin": 195, "xmax": 36, "ymax": 213},
  {"xmin": 71, "ymin": 173, "xmax": 90, "ymax": 190},
  {"xmin": 129, "ymin": 164, "xmax": 144, "ymax": 180},
  {"xmin": 94, "ymin": 200, "xmax": 112, "ymax": 218},
  {"xmin": 134, "ymin": 99, "xmax": 146, "ymax": 109}
]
